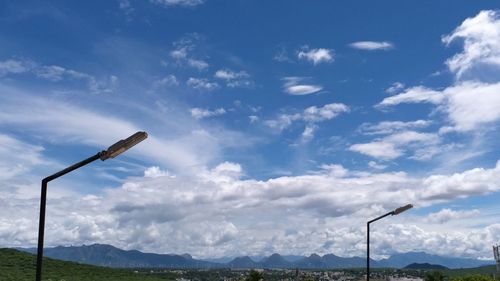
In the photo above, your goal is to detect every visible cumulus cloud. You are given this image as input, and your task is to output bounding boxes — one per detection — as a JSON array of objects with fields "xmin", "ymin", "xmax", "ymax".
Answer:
[
  {"xmin": 442, "ymin": 10, "xmax": 500, "ymax": 80},
  {"xmin": 187, "ymin": 77, "xmax": 219, "ymax": 91},
  {"xmin": 368, "ymin": 161, "xmax": 387, "ymax": 170},
  {"xmin": 169, "ymin": 35, "xmax": 209, "ymax": 70},
  {"xmin": 2, "ymin": 158, "xmax": 500, "ymax": 258},
  {"xmin": 385, "ymin": 82, "xmax": 405, "ymax": 94},
  {"xmin": 151, "ymin": 0, "xmax": 205, "ymax": 7},
  {"xmin": 297, "ymin": 47, "xmax": 334, "ymax": 65},
  {"xmin": 265, "ymin": 103, "xmax": 349, "ymax": 133},
  {"xmin": 358, "ymin": 120, "xmax": 431, "ymax": 135},
  {"xmin": 190, "ymin": 107, "xmax": 226, "ymax": 119},
  {"xmin": 349, "ymin": 41, "xmax": 394, "ymax": 51},
  {"xmin": 378, "ymin": 11, "xmax": 500, "ymax": 133},
  {"xmin": 264, "ymin": 103, "xmax": 348, "ymax": 142},
  {"xmin": 425, "ymin": 208, "xmax": 480, "ymax": 224},
  {"xmin": 379, "ymin": 82, "xmax": 500, "ymax": 132},
  {"xmin": 282, "ymin": 77, "xmax": 323, "ymax": 95},
  {"xmin": 214, "ymin": 69, "xmax": 253, "ymax": 88},
  {"xmin": 350, "ymin": 131, "xmax": 440, "ymax": 160},
  {"xmin": 152, "ymin": 75, "xmax": 179, "ymax": 89},
  {"xmin": 377, "ymin": 86, "xmax": 444, "ymax": 108}
]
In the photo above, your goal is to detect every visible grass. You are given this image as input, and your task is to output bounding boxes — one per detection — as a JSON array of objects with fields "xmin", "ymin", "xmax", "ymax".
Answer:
[
  {"xmin": 0, "ymin": 248, "xmax": 172, "ymax": 281},
  {"xmin": 444, "ymin": 265, "xmax": 498, "ymax": 277}
]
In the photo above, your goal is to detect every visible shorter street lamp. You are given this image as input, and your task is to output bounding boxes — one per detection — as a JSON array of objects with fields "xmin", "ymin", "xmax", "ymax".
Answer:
[
  {"xmin": 366, "ymin": 204, "xmax": 413, "ymax": 281},
  {"xmin": 35, "ymin": 131, "xmax": 148, "ymax": 281}
]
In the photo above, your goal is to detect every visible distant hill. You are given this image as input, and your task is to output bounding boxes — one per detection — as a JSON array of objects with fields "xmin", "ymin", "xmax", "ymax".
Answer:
[
  {"xmin": 227, "ymin": 256, "xmax": 258, "ymax": 268},
  {"xmin": 404, "ymin": 263, "xmax": 449, "ymax": 270},
  {"xmin": 0, "ymin": 248, "xmax": 168, "ymax": 281},
  {"xmin": 19, "ymin": 244, "xmax": 215, "ymax": 268},
  {"xmin": 377, "ymin": 252, "xmax": 490, "ymax": 269},
  {"xmin": 261, "ymin": 253, "xmax": 290, "ymax": 268},
  {"xmin": 16, "ymin": 244, "xmax": 494, "ymax": 269}
]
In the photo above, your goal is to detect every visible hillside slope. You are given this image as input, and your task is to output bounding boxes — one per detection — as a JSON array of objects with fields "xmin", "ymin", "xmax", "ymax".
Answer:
[{"xmin": 0, "ymin": 248, "xmax": 170, "ymax": 281}]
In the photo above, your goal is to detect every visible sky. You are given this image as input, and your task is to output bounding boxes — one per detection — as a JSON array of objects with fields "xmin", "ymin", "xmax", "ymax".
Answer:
[{"xmin": 0, "ymin": 0, "xmax": 499, "ymax": 261}]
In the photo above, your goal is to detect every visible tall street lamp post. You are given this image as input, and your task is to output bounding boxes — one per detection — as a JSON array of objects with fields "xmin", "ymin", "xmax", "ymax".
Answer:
[
  {"xmin": 366, "ymin": 204, "xmax": 413, "ymax": 281},
  {"xmin": 35, "ymin": 131, "xmax": 148, "ymax": 281}
]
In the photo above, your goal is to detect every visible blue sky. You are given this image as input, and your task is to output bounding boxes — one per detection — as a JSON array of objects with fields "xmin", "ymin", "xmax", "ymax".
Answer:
[{"xmin": 0, "ymin": 1, "xmax": 499, "ymax": 260}]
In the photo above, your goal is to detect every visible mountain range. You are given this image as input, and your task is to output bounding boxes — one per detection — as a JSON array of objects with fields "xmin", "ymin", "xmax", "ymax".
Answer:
[{"xmin": 18, "ymin": 244, "xmax": 493, "ymax": 269}]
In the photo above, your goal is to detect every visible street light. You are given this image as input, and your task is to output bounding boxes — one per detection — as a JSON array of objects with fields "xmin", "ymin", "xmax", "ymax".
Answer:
[
  {"xmin": 35, "ymin": 131, "xmax": 148, "ymax": 281},
  {"xmin": 366, "ymin": 204, "xmax": 413, "ymax": 281}
]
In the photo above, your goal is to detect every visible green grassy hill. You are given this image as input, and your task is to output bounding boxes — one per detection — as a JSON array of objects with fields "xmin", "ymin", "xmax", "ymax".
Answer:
[
  {"xmin": 0, "ymin": 248, "xmax": 171, "ymax": 281},
  {"xmin": 444, "ymin": 265, "xmax": 498, "ymax": 277}
]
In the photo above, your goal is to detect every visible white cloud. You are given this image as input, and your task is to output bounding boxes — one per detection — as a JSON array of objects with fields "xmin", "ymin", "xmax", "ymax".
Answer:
[
  {"xmin": 349, "ymin": 41, "xmax": 394, "ymax": 51},
  {"xmin": 425, "ymin": 208, "xmax": 480, "ymax": 224},
  {"xmin": 350, "ymin": 131, "xmax": 440, "ymax": 160},
  {"xmin": 378, "ymin": 82, "xmax": 500, "ymax": 132},
  {"xmin": 144, "ymin": 166, "xmax": 173, "ymax": 178},
  {"xmin": 151, "ymin": 0, "xmax": 205, "ymax": 7},
  {"xmin": 368, "ymin": 161, "xmax": 387, "ymax": 170},
  {"xmin": 190, "ymin": 107, "xmax": 226, "ymax": 119},
  {"xmin": 187, "ymin": 59, "xmax": 209, "ymax": 70},
  {"xmin": 377, "ymin": 86, "xmax": 444, "ymax": 108},
  {"xmin": 443, "ymin": 81, "xmax": 500, "ymax": 132},
  {"xmin": 378, "ymin": 11, "xmax": 500, "ymax": 133},
  {"xmin": 358, "ymin": 120, "xmax": 431, "ymax": 135},
  {"xmin": 214, "ymin": 69, "xmax": 253, "ymax": 88},
  {"xmin": 286, "ymin": 85, "xmax": 322, "ymax": 95},
  {"xmin": 0, "ymin": 59, "xmax": 117, "ymax": 94},
  {"xmin": 2, "ymin": 158, "xmax": 500, "ymax": 258},
  {"xmin": 119, "ymin": 0, "xmax": 134, "ymax": 15},
  {"xmin": 0, "ymin": 59, "xmax": 35, "ymax": 76},
  {"xmin": 248, "ymin": 115, "xmax": 259, "ymax": 124},
  {"xmin": 265, "ymin": 103, "xmax": 348, "ymax": 141},
  {"xmin": 0, "ymin": 134, "xmax": 45, "ymax": 181},
  {"xmin": 169, "ymin": 47, "xmax": 188, "ymax": 60},
  {"xmin": 214, "ymin": 69, "xmax": 247, "ymax": 80},
  {"xmin": 0, "ymin": 84, "xmax": 249, "ymax": 173},
  {"xmin": 273, "ymin": 47, "xmax": 293, "ymax": 63},
  {"xmin": 169, "ymin": 35, "xmax": 209, "ymax": 70},
  {"xmin": 35, "ymin": 65, "xmax": 67, "ymax": 81},
  {"xmin": 297, "ymin": 48, "xmax": 334, "ymax": 65},
  {"xmin": 301, "ymin": 125, "xmax": 317, "ymax": 143},
  {"xmin": 442, "ymin": 10, "xmax": 500, "ymax": 80},
  {"xmin": 152, "ymin": 75, "xmax": 179, "ymax": 89},
  {"xmin": 265, "ymin": 103, "xmax": 349, "ymax": 133},
  {"xmin": 187, "ymin": 77, "xmax": 219, "ymax": 91},
  {"xmin": 349, "ymin": 141, "xmax": 402, "ymax": 160},
  {"xmin": 282, "ymin": 77, "xmax": 323, "ymax": 95},
  {"xmin": 385, "ymin": 82, "xmax": 405, "ymax": 94}
]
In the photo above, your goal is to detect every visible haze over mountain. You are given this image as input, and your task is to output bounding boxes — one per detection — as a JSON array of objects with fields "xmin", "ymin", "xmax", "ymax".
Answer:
[{"xmin": 18, "ymin": 244, "xmax": 494, "ymax": 269}]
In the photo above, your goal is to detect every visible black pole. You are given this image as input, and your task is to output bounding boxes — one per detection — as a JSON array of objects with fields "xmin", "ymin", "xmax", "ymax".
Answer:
[
  {"xmin": 367, "ymin": 222, "xmax": 370, "ymax": 281},
  {"xmin": 35, "ymin": 152, "xmax": 102, "ymax": 281},
  {"xmin": 366, "ymin": 211, "xmax": 393, "ymax": 281}
]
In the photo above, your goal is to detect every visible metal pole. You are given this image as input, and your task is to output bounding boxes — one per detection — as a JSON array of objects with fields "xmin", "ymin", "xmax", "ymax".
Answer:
[
  {"xmin": 366, "ymin": 211, "xmax": 393, "ymax": 281},
  {"xmin": 367, "ymin": 222, "xmax": 370, "ymax": 281},
  {"xmin": 35, "ymin": 152, "xmax": 102, "ymax": 281}
]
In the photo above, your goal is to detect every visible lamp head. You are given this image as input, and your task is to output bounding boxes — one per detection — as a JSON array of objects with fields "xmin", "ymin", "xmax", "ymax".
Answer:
[
  {"xmin": 100, "ymin": 131, "xmax": 148, "ymax": 160},
  {"xmin": 392, "ymin": 204, "xmax": 413, "ymax": 215}
]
